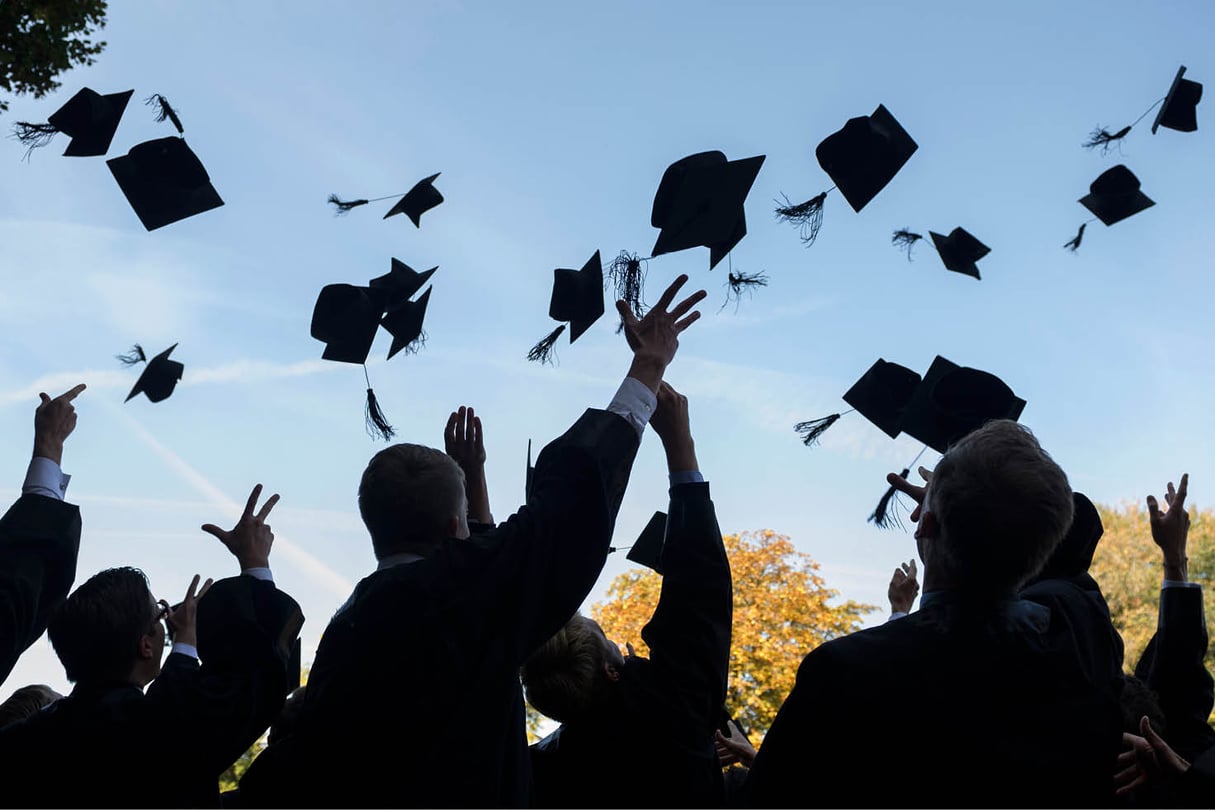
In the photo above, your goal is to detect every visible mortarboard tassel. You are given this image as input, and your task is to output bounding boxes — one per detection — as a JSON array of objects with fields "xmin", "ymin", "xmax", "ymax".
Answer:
[
  {"xmin": 115, "ymin": 344, "xmax": 147, "ymax": 366},
  {"xmin": 775, "ymin": 191, "xmax": 827, "ymax": 247},
  {"xmin": 527, "ymin": 325, "xmax": 566, "ymax": 365},
  {"xmin": 146, "ymin": 94, "xmax": 184, "ymax": 135},
  {"xmin": 1063, "ymin": 222, "xmax": 1087, "ymax": 252},
  {"xmin": 364, "ymin": 387, "xmax": 395, "ymax": 441},
  {"xmin": 399, "ymin": 330, "xmax": 427, "ymax": 357},
  {"xmin": 869, "ymin": 468, "xmax": 910, "ymax": 530},
  {"xmin": 607, "ymin": 251, "xmax": 647, "ymax": 333},
  {"xmin": 327, "ymin": 194, "xmax": 371, "ymax": 214},
  {"xmin": 10, "ymin": 122, "xmax": 59, "ymax": 156},
  {"xmin": 1082, "ymin": 125, "xmax": 1132, "ymax": 154},
  {"xmin": 891, "ymin": 229, "xmax": 923, "ymax": 261},
  {"xmin": 722, "ymin": 270, "xmax": 768, "ymax": 313},
  {"xmin": 794, "ymin": 413, "xmax": 841, "ymax": 447}
]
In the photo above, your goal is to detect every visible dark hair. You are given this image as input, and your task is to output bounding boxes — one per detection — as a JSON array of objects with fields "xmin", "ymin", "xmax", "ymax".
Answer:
[
  {"xmin": 928, "ymin": 420, "xmax": 1074, "ymax": 592},
  {"xmin": 1120, "ymin": 674, "xmax": 1166, "ymax": 735},
  {"xmin": 0, "ymin": 684, "xmax": 62, "ymax": 728},
  {"xmin": 48, "ymin": 567, "xmax": 156, "ymax": 684},
  {"xmin": 358, "ymin": 443, "xmax": 465, "ymax": 558},
  {"xmin": 521, "ymin": 615, "xmax": 608, "ymax": 724}
]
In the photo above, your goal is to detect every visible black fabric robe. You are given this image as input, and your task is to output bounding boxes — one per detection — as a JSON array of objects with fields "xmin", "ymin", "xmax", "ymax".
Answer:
[
  {"xmin": 0, "ymin": 493, "xmax": 81, "ymax": 688},
  {"xmin": 744, "ymin": 583, "xmax": 1125, "ymax": 808},
  {"xmin": 0, "ymin": 575, "xmax": 303, "ymax": 808},
  {"xmin": 239, "ymin": 408, "xmax": 640, "ymax": 808},
  {"xmin": 529, "ymin": 480, "xmax": 732, "ymax": 808}
]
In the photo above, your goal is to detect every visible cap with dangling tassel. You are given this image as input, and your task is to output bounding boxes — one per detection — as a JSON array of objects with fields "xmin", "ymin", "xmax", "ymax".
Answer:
[
  {"xmin": 1082, "ymin": 65, "xmax": 1203, "ymax": 153},
  {"xmin": 11, "ymin": 87, "xmax": 134, "ymax": 159},
  {"xmin": 327, "ymin": 173, "xmax": 444, "ymax": 226},
  {"xmin": 528, "ymin": 251, "xmax": 603, "ymax": 365},
  {"xmin": 869, "ymin": 467, "xmax": 912, "ymax": 530}
]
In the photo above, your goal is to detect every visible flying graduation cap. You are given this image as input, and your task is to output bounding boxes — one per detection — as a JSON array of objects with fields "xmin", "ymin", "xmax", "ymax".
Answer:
[
  {"xmin": 117, "ymin": 343, "xmax": 184, "ymax": 403},
  {"xmin": 795, "ymin": 358, "xmax": 922, "ymax": 448},
  {"xmin": 528, "ymin": 250, "xmax": 604, "ymax": 364},
  {"xmin": 106, "ymin": 95, "xmax": 224, "ymax": 231},
  {"xmin": 327, "ymin": 173, "xmax": 444, "ymax": 227},
  {"xmin": 891, "ymin": 226, "xmax": 992, "ymax": 280},
  {"xmin": 651, "ymin": 151, "xmax": 765, "ymax": 270},
  {"xmin": 11, "ymin": 87, "xmax": 134, "ymax": 158},
  {"xmin": 776, "ymin": 104, "xmax": 917, "ymax": 247},
  {"xmin": 311, "ymin": 259, "xmax": 437, "ymax": 439},
  {"xmin": 1083, "ymin": 65, "xmax": 1202, "ymax": 153},
  {"xmin": 607, "ymin": 510, "xmax": 668, "ymax": 575},
  {"xmin": 1064, "ymin": 164, "xmax": 1155, "ymax": 251}
]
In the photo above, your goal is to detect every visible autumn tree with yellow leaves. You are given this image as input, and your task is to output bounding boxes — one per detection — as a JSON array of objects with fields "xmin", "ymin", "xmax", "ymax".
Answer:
[{"xmin": 592, "ymin": 530, "xmax": 875, "ymax": 741}]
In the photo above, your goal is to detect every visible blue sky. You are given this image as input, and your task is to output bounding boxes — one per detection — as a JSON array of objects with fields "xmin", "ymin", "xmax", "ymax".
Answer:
[{"xmin": 2, "ymin": 0, "xmax": 1214, "ymax": 697}]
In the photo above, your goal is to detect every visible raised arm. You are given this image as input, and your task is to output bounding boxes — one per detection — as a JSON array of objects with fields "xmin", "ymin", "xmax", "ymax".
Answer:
[
  {"xmin": 445, "ymin": 406, "xmax": 493, "ymax": 526},
  {"xmin": 0, "ymin": 384, "xmax": 86, "ymax": 687}
]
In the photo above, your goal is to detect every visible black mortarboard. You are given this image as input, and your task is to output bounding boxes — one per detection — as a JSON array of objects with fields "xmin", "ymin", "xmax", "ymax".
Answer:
[
  {"xmin": 625, "ymin": 511, "xmax": 667, "ymax": 575},
  {"xmin": 107, "ymin": 136, "xmax": 224, "ymax": 231},
  {"xmin": 899, "ymin": 356, "xmax": 1026, "ymax": 454},
  {"xmin": 383, "ymin": 173, "xmax": 443, "ymax": 227},
  {"xmin": 369, "ymin": 258, "xmax": 437, "ymax": 301},
  {"xmin": 651, "ymin": 151, "xmax": 765, "ymax": 269},
  {"xmin": 816, "ymin": 105, "xmax": 918, "ymax": 213},
  {"xmin": 1153, "ymin": 66, "xmax": 1202, "ymax": 134},
  {"xmin": 310, "ymin": 284, "xmax": 388, "ymax": 365},
  {"xmin": 843, "ymin": 359, "xmax": 922, "ymax": 439},
  {"xmin": 124, "ymin": 343, "xmax": 184, "ymax": 403},
  {"xmin": 1079, "ymin": 164, "xmax": 1155, "ymax": 226},
  {"xmin": 12, "ymin": 87, "xmax": 133, "ymax": 158},
  {"xmin": 796, "ymin": 357, "xmax": 920, "ymax": 447},
  {"xmin": 528, "ymin": 251, "xmax": 605, "ymax": 363},
  {"xmin": 928, "ymin": 228, "xmax": 991, "ymax": 280},
  {"xmin": 525, "ymin": 440, "xmax": 535, "ymax": 503},
  {"xmin": 381, "ymin": 286, "xmax": 432, "ymax": 360}
]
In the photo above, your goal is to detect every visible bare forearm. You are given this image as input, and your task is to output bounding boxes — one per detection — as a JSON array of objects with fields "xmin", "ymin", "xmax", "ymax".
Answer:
[{"xmin": 465, "ymin": 468, "xmax": 493, "ymax": 524}]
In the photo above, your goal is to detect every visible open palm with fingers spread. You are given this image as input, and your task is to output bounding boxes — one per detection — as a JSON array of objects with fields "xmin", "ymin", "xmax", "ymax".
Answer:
[{"xmin": 201, "ymin": 484, "xmax": 280, "ymax": 570}]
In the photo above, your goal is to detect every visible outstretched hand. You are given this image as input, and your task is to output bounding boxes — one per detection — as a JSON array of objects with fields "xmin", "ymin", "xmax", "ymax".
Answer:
[
  {"xmin": 715, "ymin": 719, "xmax": 758, "ymax": 768},
  {"xmin": 33, "ymin": 383, "xmax": 86, "ymax": 465},
  {"xmin": 163, "ymin": 574, "xmax": 213, "ymax": 649},
  {"xmin": 1114, "ymin": 716, "xmax": 1191, "ymax": 799},
  {"xmin": 1147, "ymin": 473, "xmax": 1189, "ymax": 579},
  {"xmin": 445, "ymin": 406, "xmax": 486, "ymax": 471},
  {"xmin": 617, "ymin": 274, "xmax": 706, "ymax": 392},
  {"xmin": 888, "ymin": 559, "xmax": 919, "ymax": 614},
  {"xmin": 201, "ymin": 484, "xmax": 279, "ymax": 570},
  {"xmin": 885, "ymin": 466, "xmax": 934, "ymax": 523}
]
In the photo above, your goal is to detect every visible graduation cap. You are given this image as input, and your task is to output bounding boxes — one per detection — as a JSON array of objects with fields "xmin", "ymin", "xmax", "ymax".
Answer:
[
  {"xmin": 117, "ymin": 343, "xmax": 184, "ymax": 403},
  {"xmin": 107, "ymin": 136, "xmax": 223, "ymax": 231},
  {"xmin": 11, "ymin": 87, "xmax": 134, "ymax": 158},
  {"xmin": 795, "ymin": 358, "xmax": 921, "ymax": 447},
  {"xmin": 1083, "ymin": 65, "xmax": 1202, "ymax": 152},
  {"xmin": 613, "ymin": 511, "xmax": 667, "ymax": 575},
  {"xmin": 899, "ymin": 356, "xmax": 1026, "ymax": 456},
  {"xmin": 311, "ymin": 262, "xmax": 437, "ymax": 440},
  {"xmin": 776, "ymin": 105, "xmax": 917, "ymax": 246},
  {"xmin": 527, "ymin": 250, "xmax": 604, "ymax": 364},
  {"xmin": 651, "ymin": 151, "xmax": 765, "ymax": 270},
  {"xmin": 327, "ymin": 172, "xmax": 444, "ymax": 226},
  {"xmin": 1065, "ymin": 165, "xmax": 1155, "ymax": 250},
  {"xmin": 890, "ymin": 227, "xmax": 991, "ymax": 279}
]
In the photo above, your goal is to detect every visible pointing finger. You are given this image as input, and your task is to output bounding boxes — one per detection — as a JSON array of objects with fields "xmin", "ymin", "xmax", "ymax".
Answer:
[{"xmin": 56, "ymin": 383, "xmax": 87, "ymax": 402}]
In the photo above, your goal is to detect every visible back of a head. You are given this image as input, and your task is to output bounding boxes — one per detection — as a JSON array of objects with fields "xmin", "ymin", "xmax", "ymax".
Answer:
[
  {"xmin": 0, "ymin": 684, "xmax": 62, "ymax": 729},
  {"xmin": 521, "ymin": 615, "xmax": 607, "ymax": 725},
  {"xmin": 48, "ymin": 567, "xmax": 154, "ymax": 684},
  {"xmin": 358, "ymin": 443, "xmax": 465, "ymax": 558},
  {"xmin": 929, "ymin": 420, "xmax": 1074, "ymax": 593}
]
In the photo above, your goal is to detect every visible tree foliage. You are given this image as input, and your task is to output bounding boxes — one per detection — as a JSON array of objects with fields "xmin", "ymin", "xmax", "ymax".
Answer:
[
  {"xmin": 1090, "ymin": 501, "xmax": 1215, "ymax": 678},
  {"xmin": 591, "ymin": 530, "xmax": 875, "ymax": 741},
  {"xmin": 1, "ymin": 0, "xmax": 108, "ymax": 114}
]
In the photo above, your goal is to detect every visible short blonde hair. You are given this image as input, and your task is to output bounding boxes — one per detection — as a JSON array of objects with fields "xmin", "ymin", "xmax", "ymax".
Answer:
[
  {"xmin": 521, "ymin": 614, "xmax": 606, "ymax": 724},
  {"xmin": 358, "ymin": 444, "xmax": 465, "ymax": 558},
  {"xmin": 928, "ymin": 420, "xmax": 1074, "ymax": 592}
]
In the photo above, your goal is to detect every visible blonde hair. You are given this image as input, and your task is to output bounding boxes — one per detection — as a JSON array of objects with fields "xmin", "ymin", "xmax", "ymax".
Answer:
[{"xmin": 521, "ymin": 614, "xmax": 607, "ymax": 723}]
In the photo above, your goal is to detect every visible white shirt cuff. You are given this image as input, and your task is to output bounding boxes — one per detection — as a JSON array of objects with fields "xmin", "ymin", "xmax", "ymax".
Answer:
[
  {"xmin": 606, "ymin": 377, "xmax": 657, "ymax": 438},
  {"xmin": 23, "ymin": 457, "xmax": 70, "ymax": 501},
  {"xmin": 243, "ymin": 567, "xmax": 274, "ymax": 582},
  {"xmin": 669, "ymin": 471, "xmax": 705, "ymax": 485},
  {"xmin": 171, "ymin": 642, "xmax": 199, "ymax": 660},
  {"xmin": 888, "ymin": 611, "xmax": 909, "ymax": 622},
  {"xmin": 1163, "ymin": 579, "xmax": 1202, "ymax": 590}
]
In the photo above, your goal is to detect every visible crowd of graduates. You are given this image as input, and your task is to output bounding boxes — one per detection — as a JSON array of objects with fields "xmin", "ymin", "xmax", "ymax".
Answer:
[{"xmin": 2, "ymin": 274, "xmax": 1215, "ymax": 809}]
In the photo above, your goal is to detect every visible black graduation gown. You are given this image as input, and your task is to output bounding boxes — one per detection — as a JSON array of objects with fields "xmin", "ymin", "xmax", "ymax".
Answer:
[
  {"xmin": 0, "ymin": 493, "xmax": 81, "ymax": 688},
  {"xmin": 529, "ymin": 481, "xmax": 732, "ymax": 808},
  {"xmin": 239, "ymin": 408, "xmax": 640, "ymax": 808},
  {"xmin": 744, "ymin": 586, "xmax": 1125, "ymax": 808},
  {"xmin": 0, "ymin": 575, "xmax": 303, "ymax": 808}
]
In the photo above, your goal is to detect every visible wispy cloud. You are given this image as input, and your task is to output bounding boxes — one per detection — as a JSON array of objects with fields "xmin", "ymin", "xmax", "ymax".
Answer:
[
  {"xmin": 95, "ymin": 399, "xmax": 355, "ymax": 600},
  {"xmin": 0, "ymin": 358, "xmax": 338, "ymax": 406}
]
